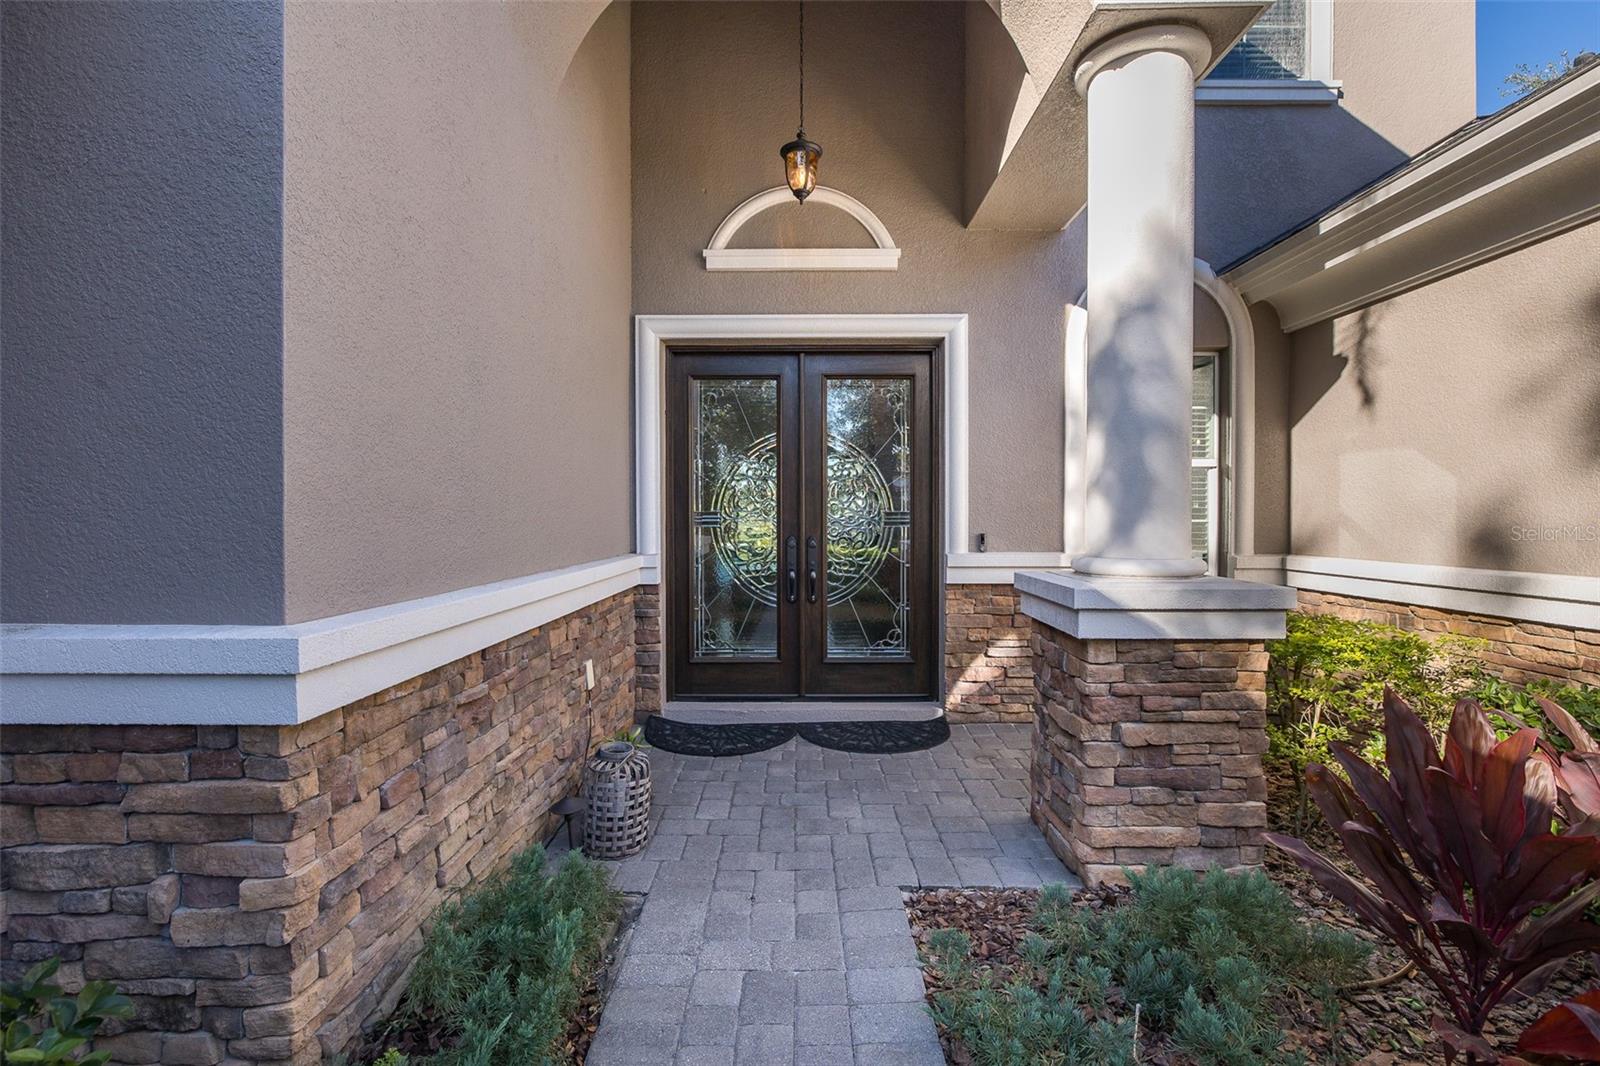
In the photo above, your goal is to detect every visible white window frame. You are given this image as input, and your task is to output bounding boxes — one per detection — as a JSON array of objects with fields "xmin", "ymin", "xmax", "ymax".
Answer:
[
  {"xmin": 1192, "ymin": 353, "xmax": 1223, "ymax": 575},
  {"xmin": 1197, "ymin": 0, "xmax": 1339, "ymax": 106}
]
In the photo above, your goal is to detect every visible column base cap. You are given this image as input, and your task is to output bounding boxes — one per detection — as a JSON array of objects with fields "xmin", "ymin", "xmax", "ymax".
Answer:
[{"xmin": 1071, "ymin": 555, "xmax": 1208, "ymax": 578}]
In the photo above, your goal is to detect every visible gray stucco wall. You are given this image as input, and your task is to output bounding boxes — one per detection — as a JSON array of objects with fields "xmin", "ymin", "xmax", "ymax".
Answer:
[
  {"xmin": 280, "ymin": 1, "xmax": 634, "ymax": 622},
  {"xmin": 1, "ymin": 1, "xmax": 286, "ymax": 624}
]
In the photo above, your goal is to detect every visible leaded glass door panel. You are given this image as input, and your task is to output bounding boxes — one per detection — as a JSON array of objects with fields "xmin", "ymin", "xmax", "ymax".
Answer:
[
  {"xmin": 667, "ymin": 350, "xmax": 936, "ymax": 699},
  {"xmin": 802, "ymin": 354, "xmax": 935, "ymax": 696},
  {"xmin": 668, "ymin": 354, "xmax": 802, "ymax": 696}
]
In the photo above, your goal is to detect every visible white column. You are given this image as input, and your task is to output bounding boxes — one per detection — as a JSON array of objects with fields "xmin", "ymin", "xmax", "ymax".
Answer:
[{"xmin": 1071, "ymin": 25, "xmax": 1212, "ymax": 578}]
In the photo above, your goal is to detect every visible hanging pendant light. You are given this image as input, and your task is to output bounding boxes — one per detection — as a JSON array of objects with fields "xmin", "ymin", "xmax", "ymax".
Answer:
[{"xmin": 780, "ymin": 1, "xmax": 821, "ymax": 203}]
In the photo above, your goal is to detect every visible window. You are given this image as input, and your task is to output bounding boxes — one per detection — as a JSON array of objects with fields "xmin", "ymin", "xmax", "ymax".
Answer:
[
  {"xmin": 1211, "ymin": 0, "xmax": 1307, "ymax": 80},
  {"xmin": 1198, "ymin": 0, "xmax": 1335, "ymax": 104},
  {"xmin": 1191, "ymin": 354, "xmax": 1221, "ymax": 573}
]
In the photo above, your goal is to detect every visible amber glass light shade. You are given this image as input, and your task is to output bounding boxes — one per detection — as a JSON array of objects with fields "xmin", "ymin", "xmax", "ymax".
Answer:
[{"xmin": 781, "ymin": 133, "xmax": 822, "ymax": 202}]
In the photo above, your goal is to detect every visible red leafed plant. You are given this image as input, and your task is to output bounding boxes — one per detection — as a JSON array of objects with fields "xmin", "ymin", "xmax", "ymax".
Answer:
[
  {"xmin": 1515, "ymin": 988, "xmax": 1600, "ymax": 1062},
  {"xmin": 1264, "ymin": 690, "xmax": 1600, "ymax": 1064}
]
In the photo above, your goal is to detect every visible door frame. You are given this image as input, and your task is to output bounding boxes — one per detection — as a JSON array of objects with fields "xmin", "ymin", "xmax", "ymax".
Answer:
[{"xmin": 635, "ymin": 314, "xmax": 969, "ymax": 702}]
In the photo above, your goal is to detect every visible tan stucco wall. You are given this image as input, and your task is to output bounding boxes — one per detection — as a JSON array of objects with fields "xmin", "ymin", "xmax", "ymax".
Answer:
[
  {"xmin": 282, "ymin": 2, "xmax": 633, "ymax": 622},
  {"xmin": 1287, "ymin": 221, "xmax": 1600, "ymax": 577},
  {"xmin": 1197, "ymin": 0, "xmax": 1475, "ymax": 268},
  {"xmin": 632, "ymin": 1, "xmax": 1080, "ymax": 553}
]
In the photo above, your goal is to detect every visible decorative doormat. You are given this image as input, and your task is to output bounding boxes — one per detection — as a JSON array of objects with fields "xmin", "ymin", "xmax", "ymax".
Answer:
[
  {"xmin": 642, "ymin": 714, "xmax": 950, "ymax": 757},
  {"xmin": 799, "ymin": 717, "xmax": 951, "ymax": 755},
  {"xmin": 642, "ymin": 715, "xmax": 798, "ymax": 757}
]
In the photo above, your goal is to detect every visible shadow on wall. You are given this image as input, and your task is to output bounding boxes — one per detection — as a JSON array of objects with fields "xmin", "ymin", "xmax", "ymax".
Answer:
[
  {"xmin": 1506, "ymin": 283, "xmax": 1600, "ymax": 469},
  {"xmin": 1288, "ymin": 304, "xmax": 1385, "ymax": 426},
  {"xmin": 1197, "ymin": 104, "xmax": 1409, "ymax": 269}
]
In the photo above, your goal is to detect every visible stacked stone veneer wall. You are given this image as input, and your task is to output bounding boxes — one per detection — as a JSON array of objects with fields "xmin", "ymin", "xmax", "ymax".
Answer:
[
  {"xmin": 1029, "ymin": 619, "xmax": 1270, "ymax": 886},
  {"xmin": 1296, "ymin": 590, "xmax": 1600, "ymax": 688},
  {"xmin": 945, "ymin": 585, "xmax": 1034, "ymax": 722},
  {"xmin": 634, "ymin": 584, "xmax": 662, "ymax": 718},
  {"xmin": 0, "ymin": 590, "xmax": 638, "ymax": 1065}
]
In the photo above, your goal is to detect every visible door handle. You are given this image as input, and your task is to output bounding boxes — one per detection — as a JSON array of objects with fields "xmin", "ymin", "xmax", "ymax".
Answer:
[
  {"xmin": 785, "ymin": 536, "xmax": 799, "ymax": 603},
  {"xmin": 806, "ymin": 536, "xmax": 819, "ymax": 603}
]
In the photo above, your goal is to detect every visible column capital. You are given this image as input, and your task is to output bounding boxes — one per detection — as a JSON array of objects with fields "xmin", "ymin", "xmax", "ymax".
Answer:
[{"xmin": 1073, "ymin": 23, "xmax": 1213, "ymax": 97}]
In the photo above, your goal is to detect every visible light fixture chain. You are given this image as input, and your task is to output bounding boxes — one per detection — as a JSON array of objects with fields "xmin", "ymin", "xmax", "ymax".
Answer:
[{"xmin": 798, "ymin": 0, "xmax": 805, "ymax": 132}]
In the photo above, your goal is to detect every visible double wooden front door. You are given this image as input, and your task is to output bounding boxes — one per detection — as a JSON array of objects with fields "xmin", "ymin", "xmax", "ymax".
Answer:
[{"xmin": 668, "ymin": 350, "xmax": 937, "ymax": 698}]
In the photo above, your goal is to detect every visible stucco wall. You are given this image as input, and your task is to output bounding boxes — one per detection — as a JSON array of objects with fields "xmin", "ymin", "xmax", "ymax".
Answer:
[
  {"xmin": 280, "ymin": 1, "xmax": 634, "ymax": 622},
  {"xmin": 633, "ymin": 0, "xmax": 1480, "ymax": 559},
  {"xmin": 1287, "ymin": 221, "xmax": 1600, "ymax": 577},
  {"xmin": 1197, "ymin": 0, "xmax": 1476, "ymax": 268},
  {"xmin": 632, "ymin": 1, "xmax": 1079, "ymax": 553},
  {"xmin": 0, "ymin": 2, "xmax": 285, "ymax": 625}
]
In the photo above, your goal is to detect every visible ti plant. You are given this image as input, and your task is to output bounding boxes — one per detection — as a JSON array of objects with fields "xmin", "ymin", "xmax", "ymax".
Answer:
[
  {"xmin": 1264, "ymin": 690, "xmax": 1600, "ymax": 1064},
  {"xmin": 0, "ymin": 957, "xmax": 133, "ymax": 1066}
]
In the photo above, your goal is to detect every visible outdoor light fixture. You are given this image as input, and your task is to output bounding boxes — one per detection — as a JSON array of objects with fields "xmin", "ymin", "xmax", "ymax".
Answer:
[{"xmin": 780, "ymin": 1, "xmax": 821, "ymax": 202}]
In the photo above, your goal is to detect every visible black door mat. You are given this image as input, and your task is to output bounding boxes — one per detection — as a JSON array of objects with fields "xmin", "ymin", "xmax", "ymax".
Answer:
[
  {"xmin": 799, "ymin": 717, "xmax": 950, "ymax": 754},
  {"xmin": 643, "ymin": 715, "xmax": 797, "ymax": 757},
  {"xmin": 643, "ymin": 714, "xmax": 950, "ymax": 757}
]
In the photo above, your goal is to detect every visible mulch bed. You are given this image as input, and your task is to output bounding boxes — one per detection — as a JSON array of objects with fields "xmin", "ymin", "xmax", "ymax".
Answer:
[{"xmin": 906, "ymin": 773, "xmax": 1598, "ymax": 1065}]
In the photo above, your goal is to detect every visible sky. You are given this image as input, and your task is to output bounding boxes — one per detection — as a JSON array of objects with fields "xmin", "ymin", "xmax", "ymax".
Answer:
[{"xmin": 1476, "ymin": 0, "xmax": 1600, "ymax": 114}]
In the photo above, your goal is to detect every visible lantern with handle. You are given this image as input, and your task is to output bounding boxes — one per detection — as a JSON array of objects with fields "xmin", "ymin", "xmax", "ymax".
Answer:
[{"xmin": 581, "ymin": 740, "xmax": 652, "ymax": 859}]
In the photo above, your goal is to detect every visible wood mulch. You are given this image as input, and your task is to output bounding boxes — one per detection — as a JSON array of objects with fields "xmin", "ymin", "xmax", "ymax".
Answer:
[{"xmin": 906, "ymin": 772, "xmax": 1598, "ymax": 1065}]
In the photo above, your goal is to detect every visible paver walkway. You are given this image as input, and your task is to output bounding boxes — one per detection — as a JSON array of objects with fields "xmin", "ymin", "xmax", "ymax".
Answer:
[{"xmin": 557, "ymin": 723, "xmax": 1080, "ymax": 1066}]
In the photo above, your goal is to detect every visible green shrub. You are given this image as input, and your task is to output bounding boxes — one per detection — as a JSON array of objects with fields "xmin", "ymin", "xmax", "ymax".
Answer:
[
  {"xmin": 390, "ymin": 844, "xmax": 619, "ymax": 1066},
  {"xmin": 0, "ymin": 957, "xmax": 132, "ymax": 1066},
  {"xmin": 1470, "ymin": 675, "xmax": 1600, "ymax": 749},
  {"xmin": 924, "ymin": 867, "xmax": 1368, "ymax": 1066},
  {"xmin": 1265, "ymin": 613, "xmax": 1484, "ymax": 830}
]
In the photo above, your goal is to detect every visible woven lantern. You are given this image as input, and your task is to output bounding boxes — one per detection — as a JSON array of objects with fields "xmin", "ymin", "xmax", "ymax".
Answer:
[{"xmin": 581, "ymin": 741, "xmax": 652, "ymax": 859}]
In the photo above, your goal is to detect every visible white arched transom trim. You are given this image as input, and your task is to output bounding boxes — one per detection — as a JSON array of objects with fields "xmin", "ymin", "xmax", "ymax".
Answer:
[{"xmin": 703, "ymin": 186, "xmax": 902, "ymax": 271}]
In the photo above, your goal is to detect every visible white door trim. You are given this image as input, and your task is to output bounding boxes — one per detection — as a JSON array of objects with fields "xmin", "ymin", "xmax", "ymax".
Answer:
[{"xmin": 633, "ymin": 314, "xmax": 971, "ymax": 588}]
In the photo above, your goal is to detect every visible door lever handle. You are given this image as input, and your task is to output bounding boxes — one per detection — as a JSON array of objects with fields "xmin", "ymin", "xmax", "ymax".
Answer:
[
  {"xmin": 806, "ymin": 536, "xmax": 819, "ymax": 603},
  {"xmin": 785, "ymin": 536, "xmax": 799, "ymax": 604}
]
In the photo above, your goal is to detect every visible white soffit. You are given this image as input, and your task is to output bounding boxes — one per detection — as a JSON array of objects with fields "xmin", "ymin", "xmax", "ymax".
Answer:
[
  {"xmin": 702, "ymin": 187, "xmax": 901, "ymax": 271},
  {"xmin": 1224, "ymin": 64, "xmax": 1600, "ymax": 330}
]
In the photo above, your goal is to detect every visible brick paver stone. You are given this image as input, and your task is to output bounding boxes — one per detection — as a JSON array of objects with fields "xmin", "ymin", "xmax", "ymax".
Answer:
[{"xmin": 561, "ymin": 724, "xmax": 1080, "ymax": 1066}]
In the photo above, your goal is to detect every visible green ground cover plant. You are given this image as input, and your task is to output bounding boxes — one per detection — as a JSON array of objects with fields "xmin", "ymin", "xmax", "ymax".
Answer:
[
  {"xmin": 0, "ymin": 957, "xmax": 132, "ymax": 1066},
  {"xmin": 1470, "ymin": 676, "xmax": 1600, "ymax": 750},
  {"xmin": 923, "ymin": 867, "xmax": 1369, "ymax": 1066},
  {"xmin": 365, "ymin": 844, "xmax": 620, "ymax": 1066}
]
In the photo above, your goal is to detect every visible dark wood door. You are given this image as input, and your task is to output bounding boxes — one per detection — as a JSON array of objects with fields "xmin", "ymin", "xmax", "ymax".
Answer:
[{"xmin": 667, "ymin": 350, "xmax": 936, "ymax": 698}]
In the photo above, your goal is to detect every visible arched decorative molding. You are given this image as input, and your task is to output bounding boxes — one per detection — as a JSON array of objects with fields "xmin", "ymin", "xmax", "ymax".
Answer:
[
  {"xmin": 702, "ymin": 186, "xmax": 902, "ymax": 271},
  {"xmin": 1065, "ymin": 259, "xmax": 1257, "ymax": 575}
]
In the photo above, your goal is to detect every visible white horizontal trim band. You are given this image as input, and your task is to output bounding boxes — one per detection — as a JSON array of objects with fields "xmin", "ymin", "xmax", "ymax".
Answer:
[
  {"xmin": 1, "ymin": 555, "xmax": 651, "ymax": 725},
  {"xmin": 1196, "ymin": 79, "xmax": 1340, "ymax": 105},
  {"xmin": 1238, "ymin": 554, "xmax": 1599, "ymax": 630},
  {"xmin": 703, "ymin": 247, "xmax": 901, "ymax": 272},
  {"xmin": 946, "ymin": 553, "xmax": 1072, "ymax": 585}
]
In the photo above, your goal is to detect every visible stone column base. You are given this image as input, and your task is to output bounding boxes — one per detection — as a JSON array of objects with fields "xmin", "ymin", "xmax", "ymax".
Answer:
[{"xmin": 1017, "ymin": 571, "xmax": 1293, "ymax": 886}]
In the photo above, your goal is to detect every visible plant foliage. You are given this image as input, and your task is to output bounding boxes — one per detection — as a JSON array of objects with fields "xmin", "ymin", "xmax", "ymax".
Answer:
[
  {"xmin": 1471, "ymin": 676, "xmax": 1600, "ymax": 754},
  {"xmin": 1266, "ymin": 614, "xmax": 1484, "ymax": 828},
  {"xmin": 923, "ymin": 867, "xmax": 1368, "ymax": 1065},
  {"xmin": 1265, "ymin": 690, "xmax": 1600, "ymax": 1063},
  {"xmin": 0, "ymin": 958, "xmax": 132, "ymax": 1066},
  {"xmin": 388, "ymin": 844, "xmax": 620, "ymax": 1066},
  {"xmin": 1515, "ymin": 988, "xmax": 1600, "ymax": 1062}
]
